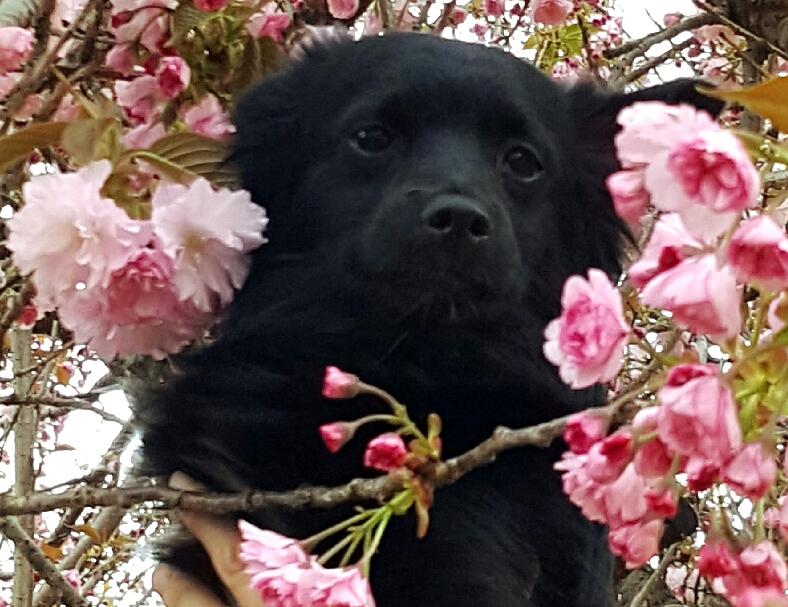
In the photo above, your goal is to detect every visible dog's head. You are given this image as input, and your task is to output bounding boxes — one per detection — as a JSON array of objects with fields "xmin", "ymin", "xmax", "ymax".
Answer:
[{"xmin": 231, "ymin": 33, "xmax": 721, "ymax": 340}]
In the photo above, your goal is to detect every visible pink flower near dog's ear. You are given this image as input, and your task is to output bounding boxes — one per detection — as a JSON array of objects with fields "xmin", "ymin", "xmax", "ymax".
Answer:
[
  {"xmin": 628, "ymin": 213, "xmax": 701, "ymax": 289},
  {"xmin": 322, "ymin": 366, "xmax": 360, "ymax": 399},
  {"xmin": 606, "ymin": 169, "xmax": 650, "ymax": 227},
  {"xmin": 563, "ymin": 411, "xmax": 608, "ymax": 454},
  {"xmin": 156, "ymin": 56, "xmax": 191, "ymax": 99},
  {"xmin": 645, "ymin": 129, "xmax": 759, "ymax": 239},
  {"xmin": 641, "ymin": 254, "xmax": 741, "ymax": 340},
  {"xmin": 327, "ymin": 0, "xmax": 358, "ymax": 19},
  {"xmin": 657, "ymin": 364, "xmax": 741, "ymax": 467},
  {"xmin": 181, "ymin": 94, "xmax": 235, "ymax": 140},
  {"xmin": 0, "ymin": 27, "xmax": 34, "ymax": 74},
  {"xmin": 727, "ymin": 216, "xmax": 788, "ymax": 291},
  {"xmin": 247, "ymin": 5, "xmax": 292, "ymax": 42},
  {"xmin": 722, "ymin": 442, "xmax": 777, "ymax": 501},
  {"xmin": 299, "ymin": 564, "xmax": 376, "ymax": 607},
  {"xmin": 363, "ymin": 433, "xmax": 408, "ymax": 472},
  {"xmin": 151, "ymin": 179, "xmax": 268, "ymax": 311},
  {"xmin": 531, "ymin": 0, "xmax": 573, "ymax": 26},
  {"xmin": 607, "ymin": 518, "xmax": 664, "ymax": 569},
  {"xmin": 543, "ymin": 269, "xmax": 629, "ymax": 389}
]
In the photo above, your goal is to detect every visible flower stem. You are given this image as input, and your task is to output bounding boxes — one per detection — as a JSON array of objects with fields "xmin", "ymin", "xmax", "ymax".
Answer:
[{"xmin": 301, "ymin": 510, "xmax": 375, "ymax": 551}]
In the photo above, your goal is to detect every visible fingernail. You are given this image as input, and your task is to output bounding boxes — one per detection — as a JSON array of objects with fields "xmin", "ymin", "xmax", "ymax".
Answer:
[{"xmin": 169, "ymin": 472, "xmax": 205, "ymax": 492}]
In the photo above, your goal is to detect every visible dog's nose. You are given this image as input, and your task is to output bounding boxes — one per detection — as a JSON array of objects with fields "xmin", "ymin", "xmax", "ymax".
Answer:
[{"xmin": 421, "ymin": 198, "xmax": 491, "ymax": 242}]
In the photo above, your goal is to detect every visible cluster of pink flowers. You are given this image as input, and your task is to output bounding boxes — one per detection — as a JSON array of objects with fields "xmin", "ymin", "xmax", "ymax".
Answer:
[
  {"xmin": 698, "ymin": 540, "xmax": 788, "ymax": 607},
  {"xmin": 7, "ymin": 161, "xmax": 267, "ymax": 359},
  {"xmin": 556, "ymin": 363, "xmax": 780, "ymax": 575},
  {"xmin": 239, "ymin": 521, "xmax": 376, "ymax": 607}
]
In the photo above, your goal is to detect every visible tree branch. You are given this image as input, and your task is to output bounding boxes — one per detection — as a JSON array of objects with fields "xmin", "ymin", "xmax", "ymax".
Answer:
[{"xmin": 604, "ymin": 13, "xmax": 715, "ymax": 59}]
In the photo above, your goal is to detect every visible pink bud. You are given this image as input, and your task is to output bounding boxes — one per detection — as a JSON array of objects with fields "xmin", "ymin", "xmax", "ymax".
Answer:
[
  {"xmin": 563, "ymin": 411, "xmax": 608, "ymax": 454},
  {"xmin": 321, "ymin": 366, "xmax": 360, "ymax": 399},
  {"xmin": 363, "ymin": 432, "xmax": 408, "ymax": 472},
  {"xmin": 156, "ymin": 56, "xmax": 190, "ymax": 100},
  {"xmin": 194, "ymin": 0, "xmax": 228, "ymax": 10},
  {"xmin": 319, "ymin": 422, "xmax": 355, "ymax": 453}
]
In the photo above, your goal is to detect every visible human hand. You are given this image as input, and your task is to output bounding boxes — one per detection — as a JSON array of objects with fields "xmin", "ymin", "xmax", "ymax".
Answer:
[{"xmin": 151, "ymin": 472, "xmax": 264, "ymax": 607}]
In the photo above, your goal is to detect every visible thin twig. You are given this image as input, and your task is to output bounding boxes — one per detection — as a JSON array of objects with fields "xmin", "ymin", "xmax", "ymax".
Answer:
[
  {"xmin": 604, "ymin": 13, "xmax": 715, "ymax": 59},
  {"xmin": 629, "ymin": 544, "xmax": 679, "ymax": 607}
]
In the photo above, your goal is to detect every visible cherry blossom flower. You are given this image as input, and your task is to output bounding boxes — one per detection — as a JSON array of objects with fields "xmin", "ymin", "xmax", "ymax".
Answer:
[
  {"xmin": 194, "ymin": 0, "xmax": 228, "ymax": 11},
  {"xmin": 123, "ymin": 121, "xmax": 166, "ymax": 148},
  {"xmin": 181, "ymin": 94, "xmax": 235, "ymax": 140},
  {"xmin": 657, "ymin": 364, "xmax": 741, "ymax": 467},
  {"xmin": 247, "ymin": 6, "xmax": 292, "ymax": 42},
  {"xmin": 115, "ymin": 75, "xmax": 165, "ymax": 125},
  {"xmin": 151, "ymin": 179, "xmax": 268, "ymax": 311},
  {"xmin": 563, "ymin": 411, "xmax": 608, "ymax": 454},
  {"xmin": 628, "ymin": 213, "xmax": 701, "ymax": 289},
  {"xmin": 727, "ymin": 215, "xmax": 788, "ymax": 290},
  {"xmin": 484, "ymin": 0, "xmax": 503, "ymax": 17},
  {"xmin": 251, "ymin": 562, "xmax": 309, "ymax": 607},
  {"xmin": 632, "ymin": 409, "xmax": 673, "ymax": 478},
  {"xmin": 299, "ymin": 564, "xmax": 376, "ymax": 607},
  {"xmin": 322, "ymin": 366, "xmax": 360, "ymax": 399},
  {"xmin": 363, "ymin": 433, "xmax": 408, "ymax": 471},
  {"xmin": 7, "ymin": 161, "xmax": 147, "ymax": 308},
  {"xmin": 0, "ymin": 27, "xmax": 34, "ymax": 74},
  {"xmin": 112, "ymin": 8, "xmax": 169, "ymax": 52},
  {"xmin": 645, "ymin": 129, "xmax": 759, "ymax": 239},
  {"xmin": 156, "ymin": 56, "xmax": 190, "ymax": 99},
  {"xmin": 319, "ymin": 422, "xmax": 355, "ymax": 453},
  {"xmin": 641, "ymin": 254, "xmax": 741, "ymax": 340},
  {"xmin": 531, "ymin": 0, "xmax": 573, "ymax": 26},
  {"xmin": 326, "ymin": 0, "xmax": 358, "ymax": 19},
  {"xmin": 607, "ymin": 518, "xmax": 664, "ymax": 569},
  {"xmin": 239, "ymin": 520, "xmax": 308, "ymax": 572},
  {"xmin": 586, "ymin": 431, "xmax": 633, "ymax": 483},
  {"xmin": 543, "ymin": 269, "xmax": 629, "ymax": 389},
  {"xmin": 721, "ymin": 543, "xmax": 788, "ymax": 607},
  {"xmin": 605, "ymin": 169, "xmax": 650, "ymax": 227},
  {"xmin": 722, "ymin": 442, "xmax": 777, "ymax": 500},
  {"xmin": 554, "ymin": 451, "xmax": 607, "ymax": 523},
  {"xmin": 698, "ymin": 540, "xmax": 739, "ymax": 579},
  {"xmin": 105, "ymin": 42, "xmax": 137, "ymax": 75},
  {"xmin": 603, "ymin": 464, "xmax": 647, "ymax": 527}
]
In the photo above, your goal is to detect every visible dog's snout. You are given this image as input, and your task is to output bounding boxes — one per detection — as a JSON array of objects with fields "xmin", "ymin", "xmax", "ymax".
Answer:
[{"xmin": 421, "ymin": 198, "xmax": 491, "ymax": 243}]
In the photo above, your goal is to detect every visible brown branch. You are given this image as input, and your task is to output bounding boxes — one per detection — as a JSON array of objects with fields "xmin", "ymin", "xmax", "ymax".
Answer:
[
  {"xmin": 629, "ymin": 543, "xmax": 679, "ymax": 607},
  {"xmin": 622, "ymin": 38, "xmax": 695, "ymax": 84},
  {"xmin": 604, "ymin": 13, "xmax": 715, "ymax": 59},
  {"xmin": 0, "ymin": 517, "xmax": 88, "ymax": 607},
  {"xmin": 1, "ymin": 396, "xmax": 126, "ymax": 425}
]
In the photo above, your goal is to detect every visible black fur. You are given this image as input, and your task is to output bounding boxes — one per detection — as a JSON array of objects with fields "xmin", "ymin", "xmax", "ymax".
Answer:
[{"xmin": 136, "ymin": 34, "xmax": 723, "ymax": 607}]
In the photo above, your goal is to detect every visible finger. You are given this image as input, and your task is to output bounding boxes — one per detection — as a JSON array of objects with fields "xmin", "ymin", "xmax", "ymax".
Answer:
[
  {"xmin": 151, "ymin": 564, "xmax": 226, "ymax": 607},
  {"xmin": 168, "ymin": 473, "xmax": 265, "ymax": 607}
]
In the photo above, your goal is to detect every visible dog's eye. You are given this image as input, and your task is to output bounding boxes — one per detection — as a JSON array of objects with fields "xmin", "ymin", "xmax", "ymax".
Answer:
[
  {"xmin": 503, "ymin": 145, "xmax": 543, "ymax": 181},
  {"xmin": 350, "ymin": 125, "xmax": 393, "ymax": 155}
]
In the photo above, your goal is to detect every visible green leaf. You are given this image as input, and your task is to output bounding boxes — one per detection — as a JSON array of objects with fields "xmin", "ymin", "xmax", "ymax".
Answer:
[
  {"xmin": 0, "ymin": 121, "xmax": 68, "ymax": 172},
  {"xmin": 0, "ymin": 0, "xmax": 41, "ymax": 27},
  {"xmin": 144, "ymin": 132, "xmax": 238, "ymax": 188},
  {"xmin": 523, "ymin": 33, "xmax": 540, "ymax": 50},
  {"xmin": 699, "ymin": 77, "xmax": 788, "ymax": 133},
  {"xmin": 231, "ymin": 36, "xmax": 285, "ymax": 93},
  {"xmin": 61, "ymin": 118, "xmax": 123, "ymax": 165},
  {"xmin": 735, "ymin": 130, "xmax": 788, "ymax": 164}
]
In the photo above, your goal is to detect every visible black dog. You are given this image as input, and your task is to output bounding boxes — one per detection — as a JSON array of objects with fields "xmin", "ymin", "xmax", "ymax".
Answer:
[{"xmin": 137, "ymin": 33, "xmax": 722, "ymax": 607}]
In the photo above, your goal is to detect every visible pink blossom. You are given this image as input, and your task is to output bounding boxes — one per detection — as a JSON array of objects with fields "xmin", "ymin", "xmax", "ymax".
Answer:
[
  {"xmin": 112, "ymin": 8, "xmax": 168, "ymax": 51},
  {"xmin": 727, "ymin": 216, "xmax": 788, "ymax": 290},
  {"xmin": 110, "ymin": 0, "xmax": 178, "ymax": 11},
  {"xmin": 53, "ymin": 95, "xmax": 81, "ymax": 122},
  {"xmin": 298, "ymin": 564, "xmax": 376, "ymax": 607},
  {"xmin": 722, "ymin": 543, "xmax": 788, "ymax": 607},
  {"xmin": 628, "ymin": 213, "xmax": 701, "ymax": 289},
  {"xmin": 322, "ymin": 366, "xmax": 360, "ymax": 399},
  {"xmin": 57, "ymin": 247, "xmax": 210, "ymax": 360},
  {"xmin": 633, "ymin": 438, "xmax": 673, "ymax": 479},
  {"xmin": 603, "ymin": 464, "xmax": 647, "ymax": 527},
  {"xmin": 608, "ymin": 518, "xmax": 663, "ymax": 569},
  {"xmin": 251, "ymin": 562, "xmax": 309, "ymax": 607},
  {"xmin": 16, "ymin": 304, "xmax": 37, "ymax": 329},
  {"xmin": 247, "ymin": 6, "xmax": 292, "ymax": 42},
  {"xmin": 151, "ymin": 179, "xmax": 267, "ymax": 311},
  {"xmin": 778, "ymin": 499, "xmax": 788, "ymax": 543},
  {"xmin": 722, "ymin": 442, "xmax": 777, "ymax": 500},
  {"xmin": 115, "ymin": 75, "xmax": 164, "ymax": 125},
  {"xmin": 657, "ymin": 364, "xmax": 741, "ymax": 467},
  {"xmin": 685, "ymin": 457, "xmax": 719, "ymax": 492},
  {"xmin": 484, "ymin": 0, "xmax": 503, "ymax": 17},
  {"xmin": 644, "ymin": 486, "xmax": 678, "ymax": 519},
  {"xmin": 7, "ymin": 161, "xmax": 146, "ymax": 308},
  {"xmin": 554, "ymin": 451, "xmax": 607, "ymax": 523},
  {"xmin": 326, "ymin": 0, "xmax": 358, "ymax": 19},
  {"xmin": 698, "ymin": 540, "xmax": 739, "ymax": 579},
  {"xmin": 693, "ymin": 24, "xmax": 739, "ymax": 45},
  {"xmin": 563, "ymin": 411, "xmax": 608, "ymax": 454},
  {"xmin": 645, "ymin": 129, "xmax": 759, "ymax": 239},
  {"xmin": 663, "ymin": 12, "xmax": 683, "ymax": 27},
  {"xmin": 665, "ymin": 565, "xmax": 705, "ymax": 605},
  {"xmin": 319, "ymin": 422, "xmax": 355, "ymax": 453},
  {"xmin": 531, "ymin": 0, "xmax": 573, "ymax": 26},
  {"xmin": 181, "ymin": 94, "xmax": 235, "ymax": 140},
  {"xmin": 194, "ymin": 0, "xmax": 228, "ymax": 10},
  {"xmin": 363, "ymin": 433, "xmax": 408, "ymax": 472},
  {"xmin": 641, "ymin": 254, "xmax": 741, "ymax": 340},
  {"xmin": 239, "ymin": 520, "xmax": 308, "ymax": 573},
  {"xmin": 123, "ymin": 121, "xmax": 166, "ymax": 149},
  {"xmin": 543, "ymin": 269, "xmax": 629, "ymax": 389},
  {"xmin": 768, "ymin": 293, "xmax": 788, "ymax": 333},
  {"xmin": 615, "ymin": 102, "xmax": 716, "ymax": 169},
  {"xmin": 606, "ymin": 169, "xmax": 650, "ymax": 227},
  {"xmin": 0, "ymin": 27, "xmax": 34, "ymax": 75},
  {"xmin": 156, "ymin": 56, "xmax": 190, "ymax": 99},
  {"xmin": 586, "ymin": 431, "xmax": 632, "ymax": 483},
  {"xmin": 105, "ymin": 42, "xmax": 137, "ymax": 75}
]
